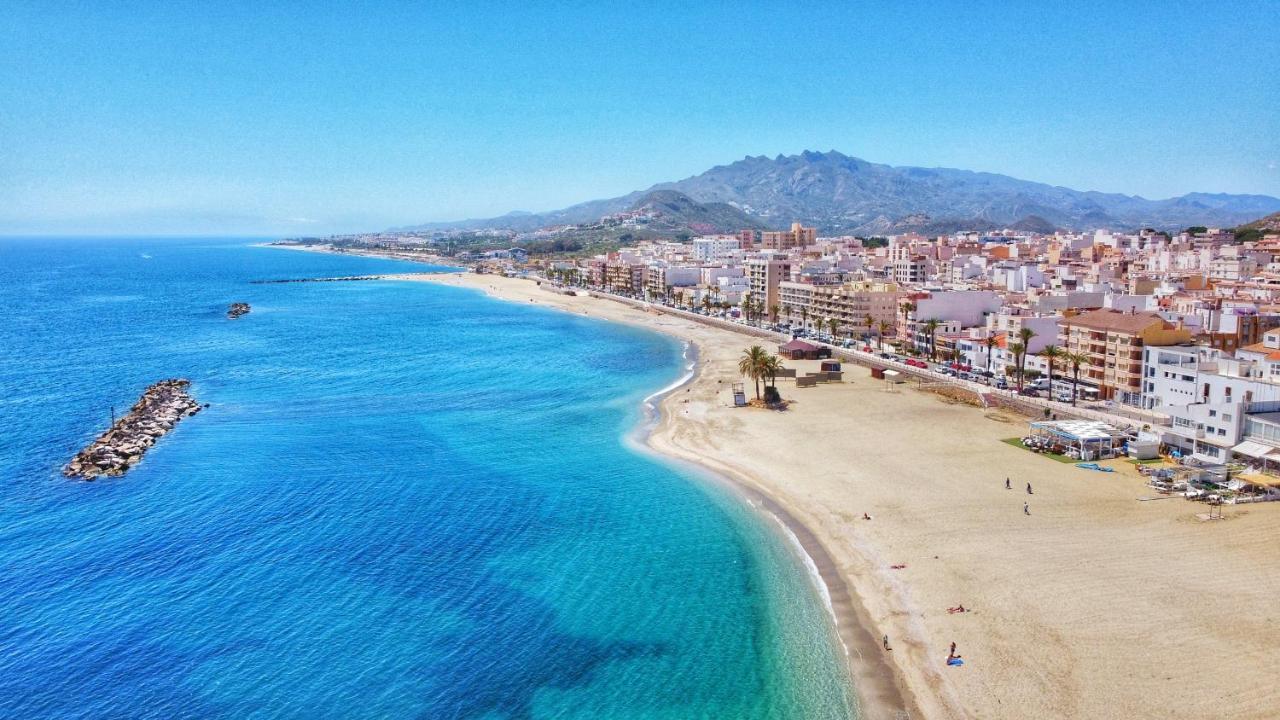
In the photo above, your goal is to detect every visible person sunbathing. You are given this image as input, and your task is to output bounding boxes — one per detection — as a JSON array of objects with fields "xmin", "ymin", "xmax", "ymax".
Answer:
[
  {"xmin": 889, "ymin": 564, "xmax": 907, "ymax": 570},
  {"xmin": 947, "ymin": 605, "xmax": 968, "ymax": 614}
]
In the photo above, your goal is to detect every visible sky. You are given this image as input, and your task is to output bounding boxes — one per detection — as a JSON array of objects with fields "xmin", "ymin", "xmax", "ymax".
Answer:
[{"xmin": 2, "ymin": 1, "xmax": 1278, "ymax": 236}]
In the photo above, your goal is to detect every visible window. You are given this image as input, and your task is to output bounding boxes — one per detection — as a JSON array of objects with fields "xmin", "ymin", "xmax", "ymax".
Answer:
[
  {"xmin": 1223, "ymin": 413, "xmax": 1233, "ymax": 422},
  {"xmin": 1218, "ymin": 429, "xmax": 1227, "ymax": 436},
  {"xmin": 1209, "ymin": 410, "xmax": 1217, "ymax": 417}
]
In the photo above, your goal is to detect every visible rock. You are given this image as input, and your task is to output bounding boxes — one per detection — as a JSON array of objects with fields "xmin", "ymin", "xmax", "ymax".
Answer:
[{"xmin": 63, "ymin": 379, "xmax": 201, "ymax": 481}]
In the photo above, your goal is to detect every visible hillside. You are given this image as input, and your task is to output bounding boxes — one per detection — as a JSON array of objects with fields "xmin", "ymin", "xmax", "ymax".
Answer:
[
  {"xmin": 1240, "ymin": 211, "xmax": 1280, "ymax": 233},
  {"xmin": 396, "ymin": 151, "xmax": 1280, "ymax": 236}
]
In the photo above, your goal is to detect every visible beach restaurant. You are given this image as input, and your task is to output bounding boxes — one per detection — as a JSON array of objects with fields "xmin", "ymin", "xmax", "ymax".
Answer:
[
  {"xmin": 779, "ymin": 339, "xmax": 831, "ymax": 360},
  {"xmin": 1027, "ymin": 419, "xmax": 1128, "ymax": 461}
]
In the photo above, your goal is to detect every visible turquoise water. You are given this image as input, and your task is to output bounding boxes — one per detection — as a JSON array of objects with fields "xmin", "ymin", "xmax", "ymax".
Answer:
[{"xmin": 0, "ymin": 238, "xmax": 855, "ymax": 719}]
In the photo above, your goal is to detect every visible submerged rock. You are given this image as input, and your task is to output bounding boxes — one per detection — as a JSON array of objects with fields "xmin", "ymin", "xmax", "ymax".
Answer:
[
  {"xmin": 63, "ymin": 379, "xmax": 201, "ymax": 480},
  {"xmin": 227, "ymin": 302, "xmax": 251, "ymax": 318}
]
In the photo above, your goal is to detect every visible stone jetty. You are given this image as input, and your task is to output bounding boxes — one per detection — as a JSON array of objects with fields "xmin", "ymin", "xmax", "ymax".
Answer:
[
  {"xmin": 227, "ymin": 302, "xmax": 251, "ymax": 318},
  {"xmin": 248, "ymin": 273, "xmax": 432, "ymax": 285},
  {"xmin": 250, "ymin": 275, "xmax": 388, "ymax": 285},
  {"xmin": 63, "ymin": 379, "xmax": 203, "ymax": 480}
]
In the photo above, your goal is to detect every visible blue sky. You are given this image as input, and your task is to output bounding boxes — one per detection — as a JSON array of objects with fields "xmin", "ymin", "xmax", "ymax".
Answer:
[{"xmin": 2, "ymin": 1, "xmax": 1277, "ymax": 235}]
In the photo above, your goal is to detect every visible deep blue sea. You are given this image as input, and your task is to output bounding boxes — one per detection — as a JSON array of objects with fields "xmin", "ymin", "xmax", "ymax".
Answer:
[{"xmin": 0, "ymin": 238, "xmax": 855, "ymax": 719}]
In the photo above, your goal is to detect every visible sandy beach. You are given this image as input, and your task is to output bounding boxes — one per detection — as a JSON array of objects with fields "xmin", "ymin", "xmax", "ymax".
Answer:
[{"xmin": 393, "ymin": 270, "xmax": 1280, "ymax": 719}]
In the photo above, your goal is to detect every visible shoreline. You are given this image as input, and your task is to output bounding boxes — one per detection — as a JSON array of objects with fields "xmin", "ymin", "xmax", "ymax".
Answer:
[
  {"xmin": 263, "ymin": 246, "xmax": 1280, "ymax": 719},
  {"xmin": 626, "ymin": 338, "xmax": 917, "ymax": 719},
  {"xmin": 258, "ymin": 241, "xmax": 892, "ymax": 711},
  {"xmin": 391, "ymin": 268, "xmax": 917, "ymax": 719}
]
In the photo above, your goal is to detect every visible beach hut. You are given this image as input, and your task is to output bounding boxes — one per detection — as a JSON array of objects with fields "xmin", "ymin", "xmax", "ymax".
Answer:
[
  {"xmin": 778, "ymin": 339, "xmax": 830, "ymax": 360},
  {"xmin": 820, "ymin": 359, "xmax": 842, "ymax": 373}
]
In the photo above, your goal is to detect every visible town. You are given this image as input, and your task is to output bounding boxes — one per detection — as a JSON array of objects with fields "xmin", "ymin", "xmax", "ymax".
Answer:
[{"xmin": 363, "ymin": 217, "xmax": 1272, "ymax": 487}]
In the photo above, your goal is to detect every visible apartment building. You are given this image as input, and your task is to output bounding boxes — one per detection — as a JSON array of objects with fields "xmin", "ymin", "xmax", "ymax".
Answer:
[
  {"xmin": 644, "ymin": 265, "xmax": 700, "ymax": 299},
  {"xmin": 1058, "ymin": 309, "xmax": 1193, "ymax": 405},
  {"xmin": 603, "ymin": 261, "xmax": 645, "ymax": 294},
  {"xmin": 1142, "ymin": 347, "xmax": 1280, "ymax": 464},
  {"xmin": 745, "ymin": 257, "xmax": 793, "ymax": 313},
  {"xmin": 691, "ymin": 235, "xmax": 741, "ymax": 262},
  {"xmin": 760, "ymin": 222, "xmax": 817, "ymax": 251},
  {"xmin": 777, "ymin": 280, "xmax": 902, "ymax": 333}
]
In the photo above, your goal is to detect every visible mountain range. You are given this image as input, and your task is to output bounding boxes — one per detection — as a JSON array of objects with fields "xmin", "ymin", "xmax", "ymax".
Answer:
[{"xmin": 398, "ymin": 150, "xmax": 1280, "ymax": 236}]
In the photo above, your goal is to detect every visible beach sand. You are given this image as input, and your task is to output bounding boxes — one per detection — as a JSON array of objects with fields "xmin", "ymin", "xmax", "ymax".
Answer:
[{"xmin": 400, "ymin": 271, "xmax": 1280, "ymax": 719}]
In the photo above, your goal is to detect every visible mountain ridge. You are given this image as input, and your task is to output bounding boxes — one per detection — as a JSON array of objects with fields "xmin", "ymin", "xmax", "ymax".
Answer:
[{"xmin": 394, "ymin": 151, "xmax": 1280, "ymax": 235}]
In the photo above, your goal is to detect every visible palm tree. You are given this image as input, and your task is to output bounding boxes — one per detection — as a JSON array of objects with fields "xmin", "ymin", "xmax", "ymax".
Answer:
[
  {"xmin": 1016, "ymin": 327, "xmax": 1037, "ymax": 390},
  {"xmin": 1065, "ymin": 351, "xmax": 1087, "ymax": 406},
  {"xmin": 769, "ymin": 304, "xmax": 780, "ymax": 324},
  {"xmin": 877, "ymin": 320, "xmax": 893, "ymax": 352},
  {"xmin": 761, "ymin": 354, "xmax": 783, "ymax": 393},
  {"xmin": 800, "ymin": 306, "xmax": 809, "ymax": 333},
  {"xmin": 923, "ymin": 318, "xmax": 941, "ymax": 360},
  {"xmin": 1008, "ymin": 341, "xmax": 1025, "ymax": 388},
  {"xmin": 863, "ymin": 314, "xmax": 874, "ymax": 340},
  {"xmin": 701, "ymin": 295, "xmax": 712, "ymax": 314},
  {"xmin": 827, "ymin": 317, "xmax": 841, "ymax": 343},
  {"xmin": 739, "ymin": 345, "xmax": 770, "ymax": 401},
  {"xmin": 984, "ymin": 334, "xmax": 998, "ymax": 375},
  {"xmin": 1040, "ymin": 345, "xmax": 1062, "ymax": 395}
]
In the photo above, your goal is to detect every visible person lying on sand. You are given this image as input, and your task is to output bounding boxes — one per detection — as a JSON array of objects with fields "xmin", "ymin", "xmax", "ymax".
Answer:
[
  {"xmin": 863, "ymin": 513, "xmax": 872, "ymax": 520},
  {"xmin": 947, "ymin": 605, "xmax": 968, "ymax": 614},
  {"xmin": 889, "ymin": 564, "xmax": 906, "ymax": 570}
]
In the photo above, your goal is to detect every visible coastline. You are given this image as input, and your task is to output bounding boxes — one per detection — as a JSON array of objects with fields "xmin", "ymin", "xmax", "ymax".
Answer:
[
  {"xmin": 263, "ymin": 248, "xmax": 1280, "ymax": 719},
  {"xmin": 397, "ymin": 269, "xmax": 920, "ymax": 720}
]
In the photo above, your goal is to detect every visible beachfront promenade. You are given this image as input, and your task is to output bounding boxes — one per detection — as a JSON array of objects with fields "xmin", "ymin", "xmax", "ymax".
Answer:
[{"xmin": 569, "ymin": 283, "xmax": 1169, "ymax": 432}]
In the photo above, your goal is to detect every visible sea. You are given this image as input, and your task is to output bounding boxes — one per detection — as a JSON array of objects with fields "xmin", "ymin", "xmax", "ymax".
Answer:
[{"xmin": 0, "ymin": 238, "xmax": 856, "ymax": 719}]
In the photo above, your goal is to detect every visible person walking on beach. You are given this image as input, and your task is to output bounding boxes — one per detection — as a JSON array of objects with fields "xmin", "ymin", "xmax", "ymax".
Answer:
[
  {"xmin": 1024, "ymin": 502, "xmax": 1030, "ymax": 516},
  {"xmin": 883, "ymin": 634, "xmax": 891, "ymax": 651},
  {"xmin": 1026, "ymin": 482, "xmax": 1033, "ymax": 494},
  {"xmin": 950, "ymin": 641, "xmax": 957, "ymax": 656},
  {"xmin": 1005, "ymin": 477, "xmax": 1011, "ymax": 490}
]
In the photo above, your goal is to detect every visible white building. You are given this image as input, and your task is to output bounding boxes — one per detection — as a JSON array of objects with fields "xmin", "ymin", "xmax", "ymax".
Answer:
[{"xmin": 691, "ymin": 235, "xmax": 741, "ymax": 262}]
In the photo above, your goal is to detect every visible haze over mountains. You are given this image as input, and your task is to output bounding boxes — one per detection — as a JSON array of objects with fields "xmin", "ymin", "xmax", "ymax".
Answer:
[{"xmin": 399, "ymin": 151, "xmax": 1280, "ymax": 236}]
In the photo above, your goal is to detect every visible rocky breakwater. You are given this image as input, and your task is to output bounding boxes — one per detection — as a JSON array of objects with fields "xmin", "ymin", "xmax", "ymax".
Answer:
[
  {"xmin": 227, "ymin": 302, "xmax": 251, "ymax": 318},
  {"xmin": 63, "ymin": 379, "xmax": 204, "ymax": 480}
]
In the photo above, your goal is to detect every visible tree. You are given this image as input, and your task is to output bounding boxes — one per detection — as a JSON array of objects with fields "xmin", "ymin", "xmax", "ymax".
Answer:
[
  {"xmin": 800, "ymin": 306, "xmax": 809, "ymax": 333},
  {"xmin": 769, "ymin": 304, "xmax": 780, "ymax": 323},
  {"xmin": 738, "ymin": 345, "xmax": 770, "ymax": 401},
  {"xmin": 701, "ymin": 295, "xmax": 712, "ymax": 314},
  {"xmin": 1009, "ymin": 341, "xmax": 1025, "ymax": 388},
  {"xmin": 877, "ymin": 320, "xmax": 894, "ymax": 351},
  {"xmin": 1065, "ymin": 351, "xmax": 1087, "ymax": 406},
  {"xmin": 1040, "ymin": 345, "xmax": 1062, "ymax": 394},
  {"xmin": 827, "ymin": 317, "xmax": 841, "ymax": 341},
  {"xmin": 923, "ymin": 318, "xmax": 941, "ymax": 360},
  {"xmin": 863, "ymin": 314, "xmax": 874, "ymax": 339},
  {"xmin": 761, "ymin": 354, "xmax": 783, "ymax": 393},
  {"xmin": 984, "ymin": 334, "xmax": 999, "ymax": 375},
  {"xmin": 1016, "ymin": 327, "xmax": 1037, "ymax": 390}
]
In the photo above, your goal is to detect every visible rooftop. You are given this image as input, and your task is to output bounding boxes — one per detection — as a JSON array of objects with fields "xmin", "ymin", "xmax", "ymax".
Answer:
[{"xmin": 1060, "ymin": 309, "xmax": 1169, "ymax": 333}]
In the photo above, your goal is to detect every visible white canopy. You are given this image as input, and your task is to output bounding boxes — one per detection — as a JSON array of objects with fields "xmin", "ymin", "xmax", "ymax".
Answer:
[
  {"xmin": 1031, "ymin": 419, "xmax": 1125, "ymax": 442},
  {"xmin": 1232, "ymin": 440, "xmax": 1278, "ymax": 459}
]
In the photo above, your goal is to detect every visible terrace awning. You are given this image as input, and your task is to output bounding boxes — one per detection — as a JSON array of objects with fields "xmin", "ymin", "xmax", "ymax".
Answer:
[{"xmin": 1231, "ymin": 440, "xmax": 1275, "ymax": 459}]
